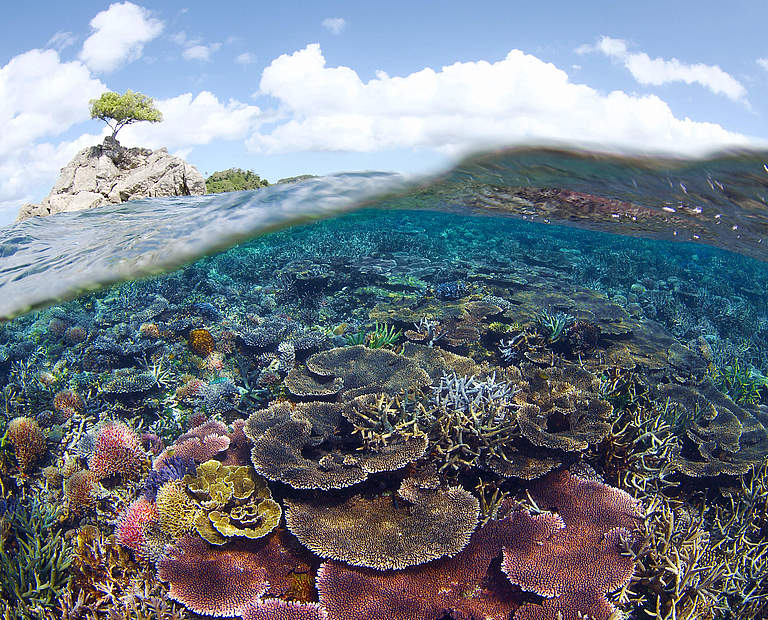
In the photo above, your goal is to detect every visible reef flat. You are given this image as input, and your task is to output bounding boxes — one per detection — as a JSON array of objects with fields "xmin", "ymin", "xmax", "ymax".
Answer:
[{"xmin": 1, "ymin": 208, "xmax": 767, "ymax": 620}]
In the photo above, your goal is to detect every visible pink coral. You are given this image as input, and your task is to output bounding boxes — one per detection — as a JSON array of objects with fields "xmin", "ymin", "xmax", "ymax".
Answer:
[
  {"xmin": 157, "ymin": 535, "xmax": 269, "ymax": 617},
  {"xmin": 116, "ymin": 496, "xmax": 159, "ymax": 561},
  {"xmin": 317, "ymin": 508, "xmax": 522, "ymax": 620},
  {"xmin": 241, "ymin": 600, "xmax": 328, "ymax": 620},
  {"xmin": 88, "ymin": 420, "xmax": 147, "ymax": 480},
  {"xmin": 502, "ymin": 469, "xmax": 643, "ymax": 620},
  {"xmin": 154, "ymin": 419, "xmax": 230, "ymax": 470}
]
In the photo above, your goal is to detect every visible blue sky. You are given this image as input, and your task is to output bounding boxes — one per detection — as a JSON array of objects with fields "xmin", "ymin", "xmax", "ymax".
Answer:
[{"xmin": 1, "ymin": 0, "xmax": 767, "ymax": 224}]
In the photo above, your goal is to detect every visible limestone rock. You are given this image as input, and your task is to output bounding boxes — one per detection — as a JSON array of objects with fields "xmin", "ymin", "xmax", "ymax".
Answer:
[{"xmin": 17, "ymin": 136, "xmax": 206, "ymax": 220}]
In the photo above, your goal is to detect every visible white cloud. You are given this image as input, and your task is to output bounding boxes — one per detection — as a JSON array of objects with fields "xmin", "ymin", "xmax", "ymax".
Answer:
[
  {"xmin": 579, "ymin": 36, "xmax": 747, "ymax": 102},
  {"xmin": 321, "ymin": 17, "xmax": 346, "ymax": 35},
  {"xmin": 46, "ymin": 31, "xmax": 77, "ymax": 51},
  {"xmin": 758, "ymin": 58, "xmax": 768, "ymax": 72},
  {"xmin": 182, "ymin": 43, "xmax": 221, "ymax": 61},
  {"xmin": 172, "ymin": 31, "xmax": 221, "ymax": 62},
  {"xmin": 119, "ymin": 91, "xmax": 261, "ymax": 150},
  {"xmin": 0, "ymin": 48, "xmax": 107, "ymax": 221},
  {"xmin": 248, "ymin": 44, "xmax": 753, "ymax": 157},
  {"xmin": 79, "ymin": 2, "xmax": 163, "ymax": 73},
  {"xmin": 236, "ymin": 52, "xmax": 257, "ymax": 65},
  {"xmin": 0, "ymin": 49, "xmax": 106, "ymax": 158},
  {"xmin": 0, "ymin": 133, "xmax": 103, "ymax": 223}
]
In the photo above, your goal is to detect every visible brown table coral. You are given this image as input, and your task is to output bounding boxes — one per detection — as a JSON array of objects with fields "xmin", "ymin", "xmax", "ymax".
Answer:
[{"xmin": 285, "ymin": 476, "xmax": 479, "ymax": 570}]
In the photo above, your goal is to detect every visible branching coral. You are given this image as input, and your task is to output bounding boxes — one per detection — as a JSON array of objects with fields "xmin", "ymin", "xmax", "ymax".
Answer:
[
  {"xmin": 5, "ymin": 416, "xmax": 46, "ymax": 475},
  {"xmin": 0, "ymin": 496, "xmax": 71, "ymax": 619},
  {"xmin": 88, "ymin": 420, "xmax": 148, "ymax": 481}
]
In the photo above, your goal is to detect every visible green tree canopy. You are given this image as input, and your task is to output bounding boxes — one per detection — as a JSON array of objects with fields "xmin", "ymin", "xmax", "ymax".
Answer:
[
  {"xmin": 89, "ymin": 90, "xmax": 163, "ymax": 139},
  {"xmin": 205, "ymin": 168, "xmax": 270, "ymax": 193}
]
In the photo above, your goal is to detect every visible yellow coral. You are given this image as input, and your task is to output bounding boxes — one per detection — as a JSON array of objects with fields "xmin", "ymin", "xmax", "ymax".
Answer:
[
  {"xmin": 183, "ymin": 459, "xmax": 280, "ymax": 545},
  {"xmin": 156, "ymin": 480, "xmax": 199, "ymax": 539}
]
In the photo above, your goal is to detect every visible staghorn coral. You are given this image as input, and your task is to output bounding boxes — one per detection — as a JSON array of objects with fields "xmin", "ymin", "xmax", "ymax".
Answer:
[
  {"xmin": 0, "ymin": 496, "xmax": 71, "ymax": 620},
  {"xmin": 285, "ymin": 476, "xmax": 479, "ymax": 570},
  {"xmin": 246, "ymin": 400, "xmax": 427, "ymax": 490},
  {"xmin": 88, "ymin": 420, "xmax": 148, "ymax": 480},
  {"xmin": 501, "ymin": 470, "xmax": 643, "ymax": 619},
  {"xmin": 66, "ymin": 524, "xmax": 187, "ymax": 620},
  {"xmin": 5, "ymin": 416, "xmax": 46, "ymax": 474},
  {"xmin": 157, "ymin": 535, "xmax": 270, "ymax": 617}
]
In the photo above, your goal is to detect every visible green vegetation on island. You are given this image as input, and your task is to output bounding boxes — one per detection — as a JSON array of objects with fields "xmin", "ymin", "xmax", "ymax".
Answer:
[
  {"xmin": 89, "ymin": 90, "xmax": 163, "ymax": 139},
  {"xmin": 205, "ymin": 168, "xmax": 270, "ymax": 193}
]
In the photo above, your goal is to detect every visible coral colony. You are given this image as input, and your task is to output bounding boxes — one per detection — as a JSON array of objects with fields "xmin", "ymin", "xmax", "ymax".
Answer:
[{"xmin": 1, "ymin": 208, "xmax": 768, "ymax": 620}]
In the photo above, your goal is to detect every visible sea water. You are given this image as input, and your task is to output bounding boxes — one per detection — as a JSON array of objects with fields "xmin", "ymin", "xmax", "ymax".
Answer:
[{"xmin": 0, "ymin": 147, "xmax": 767, "ymax": 620}]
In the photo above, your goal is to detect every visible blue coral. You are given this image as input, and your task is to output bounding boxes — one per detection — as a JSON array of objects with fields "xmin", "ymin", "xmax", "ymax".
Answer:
[
  {"xmin": 434, "ymin": 281, "xmax": 467, "ymax": 300},
  {"xmin": 143, "ymin": 455, "xmax": 196, "ymax": 502}
]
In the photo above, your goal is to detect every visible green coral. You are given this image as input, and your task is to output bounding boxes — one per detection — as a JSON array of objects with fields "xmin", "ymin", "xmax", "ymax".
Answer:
[
  {"xmin": 367, "ymin": 323, "xmax": 402, "ymax": 349},
  {"xmin": 708, "ymin": 357, "xmax": 767, "ymax": 405},
  {"xmin": 0, "ymin": 496, "xmax": 71, "ymax": 619}
]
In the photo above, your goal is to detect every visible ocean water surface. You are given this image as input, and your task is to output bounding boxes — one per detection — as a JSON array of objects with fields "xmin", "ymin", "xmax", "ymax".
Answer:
[{"xmin": 1, "ymin": 147, "xmax": 767, "ymax": 620}]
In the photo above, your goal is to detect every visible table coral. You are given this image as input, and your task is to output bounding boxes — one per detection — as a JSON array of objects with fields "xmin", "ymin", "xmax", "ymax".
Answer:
[
  {"xmin": 285, "ymin": 477, "xmax": 479, "ymax": 570},
  {"xmin": 501, "ymin": 470, "xmax": 644, "ymax": 620},
  {"xmin": 158, "ymin": 535, "xmax": 270, "ymax": 617}
]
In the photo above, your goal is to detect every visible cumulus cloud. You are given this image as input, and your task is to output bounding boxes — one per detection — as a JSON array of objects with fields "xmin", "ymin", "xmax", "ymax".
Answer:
[
  {"xmin": 248, "ymin": 43, "xmax": 751, "ymax": 157},
  {"xmin": 758, "ymin": 58, "xmax": 768, "ymax": 72},
  {"xmin": 236, "ymin": 52, "xmax": 257, "ymax": 65},
  {"xmin": 578, "ymin": 36, "xmax": 747, "ymax": 102},
  {"xmin": 118, "ymin": 91, "xmax": 262, "ymax": 150},
  {"xmin": 46, "ymin": 31, "xmax": 77, "ymax": 51},
  {"xmin": 0, "ymin": 48, "xmax": 107, "ymax": 220},
  {"xmin": 80, "ymin": 2, "xmax": 163, "ymax": 73},
  {"xmin": 0, "ymin": 133, "xmax": 103, "ymax": 223},
  {"xmin": 0, "ymin": 49, "xmax": 106, "ymax": 158},
  {"xmin": 321, "ymin": 17, "xmax": 346, "ymax": 35}
]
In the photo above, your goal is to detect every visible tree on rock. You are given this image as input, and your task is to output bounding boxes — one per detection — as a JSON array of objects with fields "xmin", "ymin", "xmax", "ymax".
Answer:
[{"xmin": 89, "ymin": 90, "xmax": 163, "ymax": 139}]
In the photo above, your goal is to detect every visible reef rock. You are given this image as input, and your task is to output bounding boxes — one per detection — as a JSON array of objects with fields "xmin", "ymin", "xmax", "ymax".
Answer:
[{"xmin": 17, "ymin": 136, "xmax": 206, "ymax": 220}]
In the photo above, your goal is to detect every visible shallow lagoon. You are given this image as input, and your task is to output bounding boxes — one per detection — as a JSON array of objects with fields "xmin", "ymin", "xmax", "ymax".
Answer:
[{"xmin": 1, "ymin": 149, "xmax": 767, "ymax": 620}]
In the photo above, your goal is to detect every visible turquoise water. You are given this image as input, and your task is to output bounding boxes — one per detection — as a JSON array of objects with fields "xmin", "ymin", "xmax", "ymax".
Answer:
[{"xmin": 1, "ymin": 147, "xmax": 768, "ymax": 620}]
